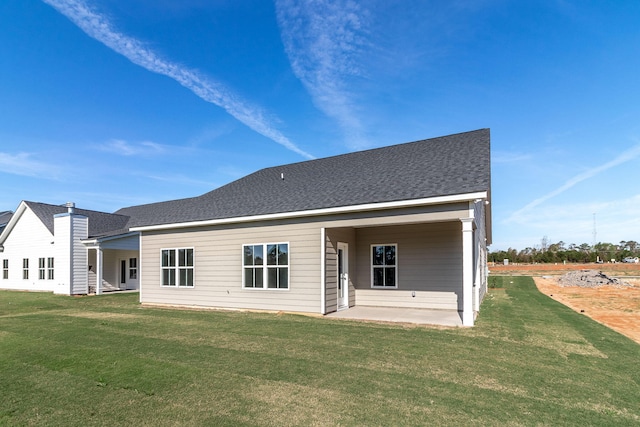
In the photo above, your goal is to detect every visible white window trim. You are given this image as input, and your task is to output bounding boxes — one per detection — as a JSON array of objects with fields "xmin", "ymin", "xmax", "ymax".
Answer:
[
  {"xmin": 129, "ymin": 258, "xmax": 138, "ymax": 280},
  {"xmin": 22, "ymin": 258, "xmax": 29, "ymax": 280},
  {"xmin": 38, "ymin": 258, "xmax": 46, "ymax": 280},
  {"xmin": 242, "ymin": 242, "xmax": 290, "ymax": 290},
  {"xmin": 2, "ymin": 259, "xmax": 7, "ymax": 280},
  {"xmin": 370, "ymin": 243, "xmax": 398, "ymax": 289},
  {"xmin": 47, "ymin": 257, "xmax": 54, "ymax": 280},
  {"xmin": 160, "ymin": 248, "xmax": 195, "ymax": 288}
]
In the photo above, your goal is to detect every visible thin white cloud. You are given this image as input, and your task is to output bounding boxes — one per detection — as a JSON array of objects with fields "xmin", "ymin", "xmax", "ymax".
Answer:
[
  {"xmin": 492, "ymin": 151, "xmax": 532, "ymax": 163},
  {"xmin": 42, "ymin": 0, "xmax": 313, "ymax": 159},
  {"xmin": 0, "ymin": 152, "xmax": 62, "ymax": 179},
  {"xmin": 496, "ymin": 194, "xmax": 640, "ymax": 249},
  {"xmin": 97, "ymin": 139, "xmax": 165, "ymax": 156},
  {"xmin": 276, "ymin": 0, "xmax": 368, "ymax": 148},
  {"xmin": 507, "ymin": 144, "xmax": 640, "ymax": 223},
  {"xmin": 142, "ymin": 173, "xmax": 219, "ymax": 188}
]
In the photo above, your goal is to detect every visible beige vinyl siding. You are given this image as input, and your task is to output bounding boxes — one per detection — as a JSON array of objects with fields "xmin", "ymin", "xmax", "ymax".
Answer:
[
  {"xmin": 140, "ymin": 221, "xmax": 322, "ymax": 313},
  {"xmin": 324, "ymin": 228, "xmax": 356, "ymax": 313},
  {"xmin": 138, "ymin": 202, "xmax": 475, "ymax": 313},
  {"xmin": 473, "ymin": 200, "xmax": 489, "ymax": 307},
  {"xmin": 354, "ymin": 221, "xmax": 463, "ymax": 311},
  {"xmin": 354, "ymin": 289, "xmax": 458, "ymax": 310}
]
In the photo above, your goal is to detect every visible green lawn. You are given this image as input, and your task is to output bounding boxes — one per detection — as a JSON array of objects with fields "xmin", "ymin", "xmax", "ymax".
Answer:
[{"xmin": 1, "ymin": 277, "xmax": 638, "ymax": 426}]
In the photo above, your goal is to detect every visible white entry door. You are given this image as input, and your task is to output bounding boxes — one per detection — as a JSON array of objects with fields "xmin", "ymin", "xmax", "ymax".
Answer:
[{"xmin": 337, "ymin": 242, "xmax": 349, "ymax": 309}]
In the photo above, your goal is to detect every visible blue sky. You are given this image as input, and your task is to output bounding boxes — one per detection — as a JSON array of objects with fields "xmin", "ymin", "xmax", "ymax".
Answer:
[{"xmin": 1, "ymin": 0, "xmax": 639, "ymax": 251}]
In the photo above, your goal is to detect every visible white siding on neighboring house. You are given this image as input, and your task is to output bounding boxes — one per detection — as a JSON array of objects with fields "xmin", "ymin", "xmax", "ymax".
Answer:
[
  {"xmin": 71, "ymin": 215, "xmax": 89, "ymax": 294},
  {"xmin": 0, "ymin": 207, "xmax": 57, "ymax": 292},
  {"xmin": 53, "ymin": 212, "xmax": 88, "ymax": 295}
]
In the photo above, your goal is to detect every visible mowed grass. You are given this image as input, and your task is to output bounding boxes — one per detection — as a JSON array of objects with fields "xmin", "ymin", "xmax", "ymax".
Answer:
[{"xmin": 0, "ymin": 277, "xmax": 639, "ymax": 426}]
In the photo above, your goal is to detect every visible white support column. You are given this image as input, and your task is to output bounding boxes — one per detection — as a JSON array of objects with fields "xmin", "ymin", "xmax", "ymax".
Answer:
[
  {"xmin": 96, "ymin": 247, "xmax": 103, "ymax": 295},
  {"xmin": 461, "ymin": 218, "xmax": 474, "ymax": 326}
]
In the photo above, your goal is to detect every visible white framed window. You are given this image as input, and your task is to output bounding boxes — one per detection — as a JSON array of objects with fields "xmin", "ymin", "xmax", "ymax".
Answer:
[
  {"xmin": 47, "ymin": 257, "xmax": 54, "ymax": 280},
  {"xmin": 129, "ymin": 258, "xmax": 137, "ymax": 280},
  {"xmin": 161, "ymin": 248, "xmax": 194, "ymax": 287},
  {"xmin": 39, "ymin": 258, "xmax": 46, "ymax": 280},
  {"xmin": 243, "ymin": 243, "xmax": 289, "ymax": 289},
  {"xmin": 23, "ymin": 258, "xmax": 29, "ymax": 280},
  {"xmin": 371, "ymin": 244, "xmax": 397, "ymax": 288},
  {"xmin": 2, "ymin": 259, "xmax": 7, "ymax": 280}
]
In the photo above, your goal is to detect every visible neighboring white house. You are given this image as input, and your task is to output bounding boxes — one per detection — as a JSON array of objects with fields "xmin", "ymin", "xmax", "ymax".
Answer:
[
  {"xmin": 1, "ymin": 129, "xmax": 492, "ymax": 326},
  {"xmin": 0, "ymin": 201, "xmax": 139, "ymax": 295}
]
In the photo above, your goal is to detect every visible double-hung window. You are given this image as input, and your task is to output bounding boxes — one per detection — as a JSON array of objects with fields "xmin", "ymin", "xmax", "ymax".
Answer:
[
  {"xmin": 129, "ymin": 258, "xmax": 137, "ymax": 280},
  {"xmin": 161, "ymin": 248, "xmax": 194, "ymax": 287},
  {"xmin": 371, "ymin": 244, "xmax": 397, "ymax": 288},
  {"xmin": 23, "ymin": 259, "xmax": 29, "ymax": 280},
  {"xmin": 47, "ymin": 257, "xmax": 54, "ymax": 280},
  {"xmin": 2, "ymin": 259, "xmax": 7, "ymax": 280},
  {"xmin": 39, "ymin": 258, "xmax": 46, "ymax": 280},
  {"xmin": 243, "ymin": 243, "xmax": 289, "ymax": 289}
]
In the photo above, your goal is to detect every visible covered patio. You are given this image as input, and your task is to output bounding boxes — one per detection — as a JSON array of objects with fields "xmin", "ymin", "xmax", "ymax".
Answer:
[{"xmin": 325, "ymin": 306, "xmax": 463, "ymax": 327}]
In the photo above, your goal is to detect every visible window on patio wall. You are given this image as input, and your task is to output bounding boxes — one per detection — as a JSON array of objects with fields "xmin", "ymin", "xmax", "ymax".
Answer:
[{"xmin": 371, "ymin": 244, "xmax": 397, "ymax": 288}]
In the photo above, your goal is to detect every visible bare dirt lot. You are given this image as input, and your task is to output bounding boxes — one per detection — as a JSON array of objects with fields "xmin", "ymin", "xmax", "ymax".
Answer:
[{"xmin": 491, "ymin": 263, "xmax": 640, "ymax": 344}]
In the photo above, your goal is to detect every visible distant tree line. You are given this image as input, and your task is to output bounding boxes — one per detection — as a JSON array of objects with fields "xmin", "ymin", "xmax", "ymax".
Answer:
[{"xmin": 489, "ymin": 239, "xmax": 640, "ymax": 264}]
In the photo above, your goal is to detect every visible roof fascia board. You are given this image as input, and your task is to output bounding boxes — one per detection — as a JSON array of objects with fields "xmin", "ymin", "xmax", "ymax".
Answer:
[
  {"xmin": 81, "ymin": 231, "xmax": 140, "ymax": 246},
  {"xmin": 132, "ymin": 191, "xmax": 488, "ymax": 232},
  {"xmin": 0, "ymin": 201, "xmax": 32, "ymax": 245}
]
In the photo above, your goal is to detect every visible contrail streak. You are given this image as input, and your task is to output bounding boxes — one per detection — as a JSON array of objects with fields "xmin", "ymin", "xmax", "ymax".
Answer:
[
  {"xmin": 508, "ymin": 144, "xmax": 640, "ymax": 222},
  {"xmin": 42, "ymin": 0, "xmax": 314, "ymax": 159}
]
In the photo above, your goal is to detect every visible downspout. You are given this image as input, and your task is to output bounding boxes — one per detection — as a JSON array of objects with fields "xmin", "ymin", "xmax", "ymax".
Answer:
[
  {"xmin": 320, "ymin": 227, "xmax": 326, "ymax": 315},
  {"xmin": 138, "ymin": 232, "xmax": 143, "ymax": 303}
]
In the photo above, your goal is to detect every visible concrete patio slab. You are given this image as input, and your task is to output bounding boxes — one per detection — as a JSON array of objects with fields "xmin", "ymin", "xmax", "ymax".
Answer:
[{"xmin": 325, "ymin": 306, "xmax": 463, "ymax": 327}]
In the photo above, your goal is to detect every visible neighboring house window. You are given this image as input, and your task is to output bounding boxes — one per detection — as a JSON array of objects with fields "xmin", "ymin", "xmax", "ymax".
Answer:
[
  {"xmin": 243, "ymin": 243, "xmax": 289, "ymax": 289},
  {"xmin": 129, "ymin": 258, "xmax": 137, "ymax": 279},
  {"xmin": 2, "ymin": 259, "xmax": 7, "ymax": 280},
  {"xmin": 371, "ymin": 244, "xmax": 397, "ymax": 288},
  {"xmin": 39, "ymin": 258, "xmax": 46, "ymax": 280},
  {"xmin": 23, "ymin": 259, "xmax": 29, "ymax": 280},
  {"xmin": 47, "ymin": 257, "xmax": 54, "ymax": 280},
  {"xmin": 161, "ymin": 249, "xmax": 194, "ymax": 287}
]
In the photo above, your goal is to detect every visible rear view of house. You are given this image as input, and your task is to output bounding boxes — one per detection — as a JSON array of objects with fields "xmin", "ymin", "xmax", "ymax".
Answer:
[
  {"xmin": 125, "ymin": 129, "xmax": 492, "ymax": 326},
  {"xmin": 1, "ymin": 129, "xmax": 491, "ymax": 326}
]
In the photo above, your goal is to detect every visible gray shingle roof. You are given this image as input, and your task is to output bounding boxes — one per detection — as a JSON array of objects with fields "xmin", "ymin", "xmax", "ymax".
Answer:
[
  {"xmin": 117, "ymin": 129, "xmax": 491, "ymax": 227},
  {"xmin": 0, "ymin": 211, "xmax": 12, "ymax": 225},
  {"xmin": 0, "ymin": 211, "xmax": 12, "ymax": 234},
  {"xmin": 24, "ymin": 202, "xmax": 130, "ymax": 238}
]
